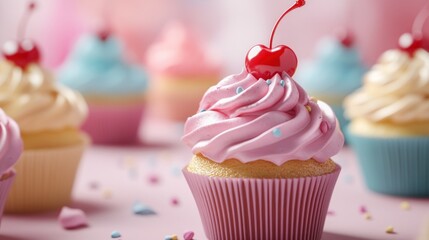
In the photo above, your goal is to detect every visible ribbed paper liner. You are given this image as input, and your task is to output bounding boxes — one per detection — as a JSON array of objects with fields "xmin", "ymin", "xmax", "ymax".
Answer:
[
  {"xmin": 348, "ymin": 132, "xmax": 429, "ymax": 197},
  {"xmin": 82, "ymin": 104, "xmax": 144, "ymax": 144},
  {"xmin": 5, "ymin": 138, "xmax": 88, "ymax": 213},
  {"xmin": 0, "ymin": 170, "xmax": 15, "ymax": 226},
  {"xmin": 183, "ymin": 166, "xmax": 340, "ymax": 240}
]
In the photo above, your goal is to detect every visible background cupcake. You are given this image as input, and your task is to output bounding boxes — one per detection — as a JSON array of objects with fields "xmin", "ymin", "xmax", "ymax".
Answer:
[
  {"xmin": 0, "ymin": 43, "xmax": 89, "ymax": 212},
  {"xmin": 345, "ymin": 38, "xmax": 429, "ymax": 196},
  {"xmin": 297, "ymin": 34, "xmax": 366, "ymax": 133},
  {"xmin": 146, "ymin": 21, "xmax": 221, "ymax": 122},
  {"xmin": 0, "ymin": 109, "xmax": 22, "ymax": 224},
  {"xmin": 59, "ymin": 33, "xmax": 148, "ymax": 144}
]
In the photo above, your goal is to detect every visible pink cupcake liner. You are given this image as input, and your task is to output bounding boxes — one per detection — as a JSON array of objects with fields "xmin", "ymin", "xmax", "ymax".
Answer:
[
  {"xmin": 82, "ymin": 104, "xmax": 144, "ymax": 144},
  {"xmin": 183, "ymin": 165, "xmax": 341, "ymax": 240},
  {"xmin": 0, "ymin": 169, "xmax": 15, "ymax": 226}
]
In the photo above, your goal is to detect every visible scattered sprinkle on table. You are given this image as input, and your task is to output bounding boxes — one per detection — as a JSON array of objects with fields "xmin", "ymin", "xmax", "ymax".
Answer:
[
  {"xmin": 327, "ymin": 210, "xmax": 335, "ymax": 216},
  {"xmin": 183, "ymin": 230, "xmax": 194, "ymax": 240},
  {"xmin": 164, "ymin": 234, "xmax": 178, "ymax": 240},
  {"xmin": 148, "ymin": 174, "xmax": 160, "ymax": 184},
  {"xmin": 133, "ymin": 202, "xmax": 156, "ymax": 215},
  {"xmin": 359, "ymin": 205, "xmax": 367, "ymax": 214},
  {"xmin": 111, "ymin": 230, "xmax": 121, "ymax": 238},
  {"xmin": 400, "ymin": 201, "xmax": 410, "ymax": 210},
  {"xmin": 171, "ymin": 197, "xmax": 179, "ymax": 206},
  {"xmin": 363, "ymin": 212, "xmax": 372, "ymax": 220},
  {"xmin": 103, "ymin": 189, "xmax": 112, "ymax": 199},
  {"xmin": 385, "ymin": 226, "xmax": 395, "ymax": 234},
  {"xmin": 88, "ymin": 181, "xmax": 100, "ymax": 190}
]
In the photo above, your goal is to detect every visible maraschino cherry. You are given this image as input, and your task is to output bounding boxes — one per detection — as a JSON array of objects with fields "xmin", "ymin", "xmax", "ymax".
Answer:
[
  {"xmin": 245, "ymin": 0, "xmax": 305, "ymax": 80},
  {"xmin": 338, "ymin": 29, "xmax": 354, "ymax": 48},
  {"xmin": 398, "ymin": 4, "xmax": 428, "ymax": 56},
  {"xmin": 2, "ymin": 2, "xmax": 40, "ymax": 69}
]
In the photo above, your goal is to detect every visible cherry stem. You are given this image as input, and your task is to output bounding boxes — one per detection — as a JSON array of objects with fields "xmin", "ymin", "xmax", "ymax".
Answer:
[
  {"xmin": 412, "ymin": 3, "xmax": 429, "ymax": 37},
  {"xmin": 269, "ymin": 0, "xmax": 305, "ymax": 49},
  {"xmin": 17, "ymin": 1, "xmax": 36, "ymax": 41}
]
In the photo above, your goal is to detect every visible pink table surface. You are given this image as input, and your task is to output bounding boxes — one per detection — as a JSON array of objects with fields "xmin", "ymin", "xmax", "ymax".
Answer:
[{"xmin": 1, "ymin": 119, "xmax": 429, "ymax": 240}]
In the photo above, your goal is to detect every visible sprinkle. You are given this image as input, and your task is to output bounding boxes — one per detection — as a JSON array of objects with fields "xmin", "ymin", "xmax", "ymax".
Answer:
[
  {"xmin": 164, "ymin": 234, "xmax": 178, "ymax": 240},
  {"xmin": 305, "ymin": 105, "xmax": 312, "ymax": 112},
  {"xmin": 133, "ymin": 202, "xmax": 156, "ymax": 215},
  {"xmin": 147, "ymin": 174, "xmax": 160, "ymax": 185},
  {"xmin": 310, "ymin": 97, "xmax": 318, "ymax": 102},
  {"xmin": 272, "ymin": 128, "xmax": 282, "ymax": 137},
  {"xmin": 363, "ymin": 212, "xmax": 372, "ymax": 220},
  {"xmin": 359, "ymin": 205, "xmax": 367, "ymax": 214},
  {"xmin": 385, "ymin": 226, "xmax": 395, "ymax": 234},
  {"xmin": 183, "ymin": 231, "xmax": 194, "ymax": 240},
  {"xmin": 103, "ymin": 189, "xmax": 112, "ymax": 199},
  {"xmin": 266, "ymin": 80, "xmax": 272, "ymax": 85},
  {"xmin": 327, "ymin": 210, "xmax": 335, "ymax": 216},
  {"xmin": 236, "ymin": 86, "xmax": 244, "ymax": 94},
  {"xmin": 111, "ymin": 231, "xmax": 121, "ymax": 238},
  {"xmin": 89, "ymin": 181, "xmax": 99, "ymax": 190},
  {"xmin": 171, "ymin": 197, "xmax": 180, "ymax": 206},
  {"xmin": 400, "ymin": 201, "xmax": 410, "ymax": 210},
  {"xmin": 200, "ymin": 109, "xmax": 206, "ymax": 112},
  {"xmin": 280, "ymin": 80, "xmax": 285, "ymax": 87},
  {"xmin": 58, "ymin": 207, "xmax": 88, "ymax": 229},
  {"xmin": 320, "ymin": 121, "xmax": 328, "ymax": 133}
]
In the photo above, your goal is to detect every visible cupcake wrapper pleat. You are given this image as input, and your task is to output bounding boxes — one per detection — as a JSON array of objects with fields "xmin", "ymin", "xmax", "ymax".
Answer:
[
  {"xmin": 348, "ymin": 132, "xmax": 429, "ymax": 197},
  {"xmin": 82, "ymin": 104, "xmax": 144, "ymax": 144},
  {"xmin": 0, "ymin": 169, "xmax": 15, "ymax": 226},
  {"xmin": 183, "ymin": 166, "xmax": 340, "ymax": 240},
  {"xmin": 5, "ymin": 139, "xmax": 88, "ymax": 213}
]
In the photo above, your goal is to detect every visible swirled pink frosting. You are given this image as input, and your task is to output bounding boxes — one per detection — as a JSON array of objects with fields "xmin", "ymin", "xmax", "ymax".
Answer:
[
  {"xmin": 182, "ymin": 70, "xmax": 344, "ymax": 165},
  {"xmin": 0, "ymin": 109, "xmax": 22, "ymax": 173},
  {"xmin": 146, "ymin": 21, "xmax": 220, "ymax": 77}
]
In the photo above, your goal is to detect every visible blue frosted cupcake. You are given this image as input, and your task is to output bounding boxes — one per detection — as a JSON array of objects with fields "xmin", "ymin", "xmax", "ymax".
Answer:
[
  {"xmin": 297, "ymin": 36, "xmax": 366, "ymax": 134},
  {"xmin": 344, "ymin": 42, "xmax": 429, "ymax": 197},
  {"xmin": 59, "ymin": 33, "xmax": 148, "ymax": 144}
]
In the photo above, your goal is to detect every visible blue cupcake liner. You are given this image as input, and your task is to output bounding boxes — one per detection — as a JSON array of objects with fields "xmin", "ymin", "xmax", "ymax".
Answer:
[{"xmin": 348, "ymin": 131, "xmax": 429, "ymax": 197}]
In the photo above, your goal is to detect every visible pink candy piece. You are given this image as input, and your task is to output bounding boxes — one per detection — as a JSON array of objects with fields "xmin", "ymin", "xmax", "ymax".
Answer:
[
  {"xmin": 359, "ymin": 205, "xmax": 367, "ymax": 214},
  {"xmin": 171, "ymin": 197, "xmax": 179, "ymax": 206},
  {"xmin": 58, "ymin": 206, "xmax": 88, "ymax": 229},
  {"xmin": 148, "ymin": 174, "xmax": 160, "ymax": 185},
  {"xmin": 183, "ymin": 230, "xmax": 194, "ymax": 240}
]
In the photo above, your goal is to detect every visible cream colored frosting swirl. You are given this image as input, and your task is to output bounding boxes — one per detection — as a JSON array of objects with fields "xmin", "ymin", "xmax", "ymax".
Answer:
[
  {"xmin": 345, "ymin": 49, "xmax": 429, "ymax": 123},
  {"xmin": 0, "ymin": 61, "xmax": 87, "ymax": 133}
]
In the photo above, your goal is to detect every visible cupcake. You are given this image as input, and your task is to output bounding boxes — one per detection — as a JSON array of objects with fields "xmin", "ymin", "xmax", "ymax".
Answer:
[
  {"xmin": 181, "ymin": 3, "xmax": 344, "ymax": 237},
  {"xmin": 59, "ymin": 33, "xmax": 148, "ymax": 144},
  {"xmin": 345, "ymin": 35, "xmax": 429, "ymax": 196},
  {"xmin": 0, "ymin": 38, "xmax": 89, "ymax": 212},
  {"xmin": 0, "ymin": 109, "xmax": 22, "ymax": 224},
  {"xmin": 146, "ymin": 21, "xmax": 221, "ymax": 122},
  {"xmin": 297, "ymin": 34, "xmax": 366, "ymax": 133}
]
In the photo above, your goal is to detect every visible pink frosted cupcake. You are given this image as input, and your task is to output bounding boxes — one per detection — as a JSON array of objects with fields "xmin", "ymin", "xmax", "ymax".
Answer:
[
  {"xmin": 181, "ymin": 2, "xmax": 344, "ymax": 239},
  {"xmin": 146, "ymin": 21, "xmax": 221, "ymax": 121},
  {"xmin": 0, "ymin": 109, "xmax": 22, "ymax": 224}
]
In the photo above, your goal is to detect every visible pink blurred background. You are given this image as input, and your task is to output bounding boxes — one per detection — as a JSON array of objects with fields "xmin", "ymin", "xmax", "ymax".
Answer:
[{"xmin": 0, "ymin": 0, "xmax": 428, "ymax": 72}]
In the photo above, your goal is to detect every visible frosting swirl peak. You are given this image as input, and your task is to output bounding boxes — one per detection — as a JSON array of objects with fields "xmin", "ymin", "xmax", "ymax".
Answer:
[
  {"xmin": 0, "ymin": 61, "xmax": 87, "ymax": 133},
  {"xmin": 345, "ymin": 49, "xmax": 429, "ymax": 123},
  {"xmin": 182, "ymin": 70, "xmax": 344, "ymax": 165}
]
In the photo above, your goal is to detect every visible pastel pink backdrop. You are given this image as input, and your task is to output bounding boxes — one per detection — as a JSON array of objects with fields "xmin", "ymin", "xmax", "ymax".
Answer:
[{"xmin": 0, "ymin": 0, "xmax": 427, "ymax": 70}]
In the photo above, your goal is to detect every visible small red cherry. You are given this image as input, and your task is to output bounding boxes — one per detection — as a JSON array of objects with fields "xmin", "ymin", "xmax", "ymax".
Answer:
[
  {"xmin": 245, "ymin": 45, "xmax": 297, "ymax": 79},
  {"xmin": 245, "ymin": 0, "xmax": 305, "ymax": 79},
  {"xmin": 1, "ymin": 1, "xmax": 40, "ymax": 69},
  {"xmin": 98, "ymin": 30, "xmax": 110, "ymax": 42},
  {"xmin": 338, "ymin": 29, "xmax": 354, "ymax": 48},
  {"xmin": 398, "ymin": 33, "xmax": 423, "ymax": 57},
  {"xmin": 3, "ymin": 39, "xmax": 40, "ymax": 68}
]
